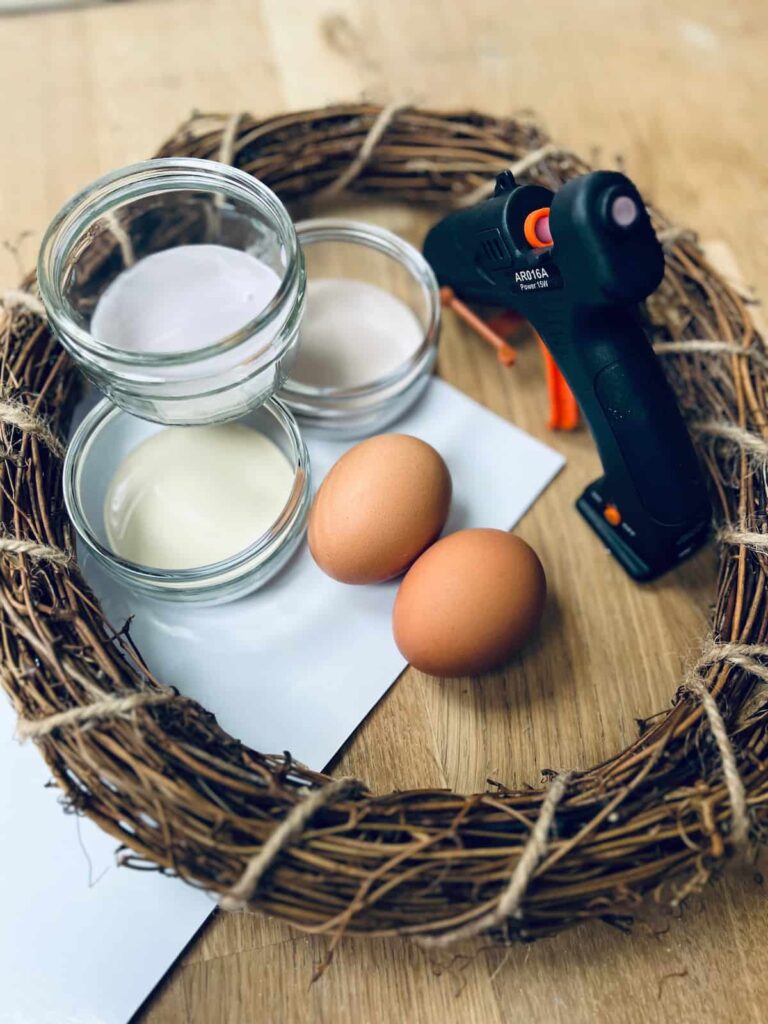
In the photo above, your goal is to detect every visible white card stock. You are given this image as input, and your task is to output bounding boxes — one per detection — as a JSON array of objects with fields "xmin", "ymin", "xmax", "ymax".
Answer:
[{"xmin": 1, "ymin": 378, "xmax": 564, "ymax": 1023}]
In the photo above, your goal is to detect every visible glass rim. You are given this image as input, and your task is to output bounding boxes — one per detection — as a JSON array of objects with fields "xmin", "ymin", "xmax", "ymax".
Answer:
[
  {"xmin": 63, "ymin": 396, "xmax": 310, "ymax": 587},
  {"xmin": 281, "ymin": 217, "xmax": 441, "ymax": 402},
  {"xmin": 38, "ymin": 158, "xmax": 302, "ymax": 368}
]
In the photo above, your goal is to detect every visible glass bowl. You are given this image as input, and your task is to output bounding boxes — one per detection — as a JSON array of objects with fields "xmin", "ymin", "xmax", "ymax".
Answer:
[
  {"xmin": 280, "ymin": 219, "xmax": 440, "ymax": 439},
  {"xmin": 38, "ymin": 158, "xmax": 305, "ymax": 426},
  {"xmin": 64, "ymin": 397, "xmax": 311, "ymax": 604}
]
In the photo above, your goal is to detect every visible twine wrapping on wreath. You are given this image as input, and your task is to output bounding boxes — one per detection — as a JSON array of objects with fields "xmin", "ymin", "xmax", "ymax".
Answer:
[
  {"xmin": 457, "ymin": 142, "xmax": 561, "ymax": 206},
  {"xmin": 16, "ymin": 690, "xmax": 179, "ymax": 740},
  {"xmin": 657, "ymin": 227, "xmax": 698, "ymax": 248},
  {"xmin": 315, "ymin": 101, "xmax": 409, "ymax": 200},
  {"xmin": 694, "ymin": 421, "xmax": 768, "ymax": 465},
  {"xmin": 0, "ymin": 534, "xmax": 72, "ymax": 568},
  {"xmin": 103, "ymin": 209, "xmax": 135, "ymax": 268},
  {"xmin": 704, "ymin": 642, "xmax": 768, "ymax": 680},
  {"xmin": 0, "ymin": 288, "xmax": 46, "ymax": 318},
  {"xmin": 685, "ymin": 641, "xmax": 754, "ymax": 849},
  {"xmin": 218, "ymin": 111, "xmax": 245, "ymax": 168},
  {"xmin": 219, "ymin": 775, "xmax": 364, "ymax": 912},
  {"xmin": 418, "ymin": 771, "xmax": 573, "ymax": 947},
  {"xmin": 1, "ymin": 104, "xmax": 768, "ymax": 950},
  {"xmin": 0, "ymin": 353, "xmax": 70, "ymax": 563},
  {"xmin": 721, "ymin": 529, "xmax": 768, "ymax": 553},
  {"xmin": 654, "ymin": 339, "xmax": 768, "ymax": 370},
  {"xmin": 0, "ymin": 396, "xmax": 65, "ymax": 458}
]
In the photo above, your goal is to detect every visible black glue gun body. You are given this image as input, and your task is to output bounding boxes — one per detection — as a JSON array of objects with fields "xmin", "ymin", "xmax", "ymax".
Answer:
[{"xmin": 423, "ymin": 170, "xmax": 711, "ymax": 580}]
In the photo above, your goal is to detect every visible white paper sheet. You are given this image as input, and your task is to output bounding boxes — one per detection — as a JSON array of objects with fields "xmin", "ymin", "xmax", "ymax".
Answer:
[
  {"xmin": 0, "ymin": 703, "xmax": 211, "ymax": 1024},
  {"xmin": 1, "ymin": 378, "xmax": 564, "ymax": 1023}
]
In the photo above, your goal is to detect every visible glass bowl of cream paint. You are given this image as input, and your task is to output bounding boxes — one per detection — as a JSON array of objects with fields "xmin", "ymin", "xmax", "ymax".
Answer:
[
  {"xmin": 38, "ymin": 158, "xmax": 305, "ymax": 426},
  {"xmin": 63, "ymin": 397, "xmax": 311, "ymax": 604},
  {"xmin": 280, "ymin": 219, "xmax": 441, "ymax": 439}
]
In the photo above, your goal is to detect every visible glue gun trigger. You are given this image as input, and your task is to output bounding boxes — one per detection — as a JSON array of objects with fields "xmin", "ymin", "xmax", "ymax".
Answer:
[{"xmin": 537, "ymin": 336, "xmax": 580, "ymax": 431}]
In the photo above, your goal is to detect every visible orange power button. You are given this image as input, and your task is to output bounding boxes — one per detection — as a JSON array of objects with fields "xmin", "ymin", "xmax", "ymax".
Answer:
[{"xmin": 603, "ymin": 503, "xmax": 622, "ymax": 527}]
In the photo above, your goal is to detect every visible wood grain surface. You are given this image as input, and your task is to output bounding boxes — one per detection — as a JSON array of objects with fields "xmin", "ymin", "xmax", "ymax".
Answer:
[{"xmin": 1, "ymin": 1, "xmax": 767, "ymax": 1022}]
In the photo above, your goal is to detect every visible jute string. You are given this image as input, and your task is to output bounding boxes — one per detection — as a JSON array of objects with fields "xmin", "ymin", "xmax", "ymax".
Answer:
[
  {"xmin": 17, "ymin": 690, "xmax": 178, "ymax": 740},
  {"xmin": 0, "ymin": 535, "xmax": 73, "ymax": 567},
  {"xmin": 654, "ymin": 339, "xmax": 768, "ymax": 370},
  {"xmin": 103, "ymin": 209, "xmax": 135, "ymax": 268},
  {"xmin": 218, "ymin": 112, "xmax": 245, "ymax": 167},
  {"xmin": 212, "ymin": 113, "xmax": 247, "ymax": 213},
  {"xmin": 703, "ymin": 642, "xmax": 768, "ymax": 683},
  {"xmin": 1, "ymin": 288, "xmax": 46, "ymax": 318},
  {"xmin": 219, "ymin": 775, "xmax": 363, "ymax": 911},
  {"xmin": 418, "ymin": 771, "xmax": 573, "ymax": 947},
  {"xmin": 657, "ymin": 226, "xmax": 697, "ymax": 247},
  {"xmin": 0, "ymin": 397, "xmax": 65, "ymax": 458},
  {"xmin": 316, "ymin": 101, "xmax": 407, "ymax": 200},
  {"xmin": 0, "ymin": 316, "xmax": 67, "ymax": 459},
  {"xmin": 683, "ymin": 640, "xmax": 755, "ymax": 849},
  {"xmin": 693, "ymin": 420, "xmax": 768, "ymax": 464},
  {"xmin": 0, "ymin": 381, "xmax": 71, "ymax": 564},
  {"xmin": 457, "ymin": 142, "xmax": 561, "ymax": 207},
  {"xmin": 721, "ymin": 528, "xmax": 768, "ymax": 553}
]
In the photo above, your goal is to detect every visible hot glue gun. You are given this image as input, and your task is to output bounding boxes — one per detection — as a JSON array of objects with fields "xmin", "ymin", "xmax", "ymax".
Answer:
[{"xmin": 423, "ymin": 170, "xmax": 711, "ymax": 581}]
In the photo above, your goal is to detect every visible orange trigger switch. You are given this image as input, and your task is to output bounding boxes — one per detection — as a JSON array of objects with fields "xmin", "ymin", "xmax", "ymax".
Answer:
[{"xmin": 603, "ymin": 504, "xmax": 622, "ymax": 527}]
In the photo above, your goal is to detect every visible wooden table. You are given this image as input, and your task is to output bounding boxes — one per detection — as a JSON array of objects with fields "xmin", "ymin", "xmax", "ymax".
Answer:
[{"xmin": 2, "ymin": 1, "xmax": 767, "ymax": 1021}]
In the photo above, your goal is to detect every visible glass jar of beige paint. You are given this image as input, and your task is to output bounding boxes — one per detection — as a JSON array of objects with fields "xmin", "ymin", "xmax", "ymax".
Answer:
[{"xmin": 64, "ymin": 397, "xmax": 310, "ymax": 604}]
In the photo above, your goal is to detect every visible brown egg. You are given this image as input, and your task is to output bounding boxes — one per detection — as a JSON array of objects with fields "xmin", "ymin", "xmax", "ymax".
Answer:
[
  {"xmin": 308, "ymin": 434, "xmax": 452, "ymax": 584},
  {"xmin": 392, "ymin": 528, "xmax": 546, "ymax": 677}
]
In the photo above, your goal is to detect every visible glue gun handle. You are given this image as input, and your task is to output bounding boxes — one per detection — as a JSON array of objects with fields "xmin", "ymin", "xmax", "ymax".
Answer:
[{"xmin": 538, "ymin": 306, "xmax": 708, "ymax": 528}]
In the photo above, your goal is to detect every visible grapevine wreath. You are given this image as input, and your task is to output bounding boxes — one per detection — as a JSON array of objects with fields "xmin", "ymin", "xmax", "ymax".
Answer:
[{"xmin": 2, "ymin": 104, "xmax": 768, "ymax": 955}]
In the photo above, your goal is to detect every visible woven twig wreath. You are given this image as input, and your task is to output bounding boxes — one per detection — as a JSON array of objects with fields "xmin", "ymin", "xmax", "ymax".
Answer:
[{"xmin": 2, "ymin": 104, "xmax": 767, "ymax": 952}]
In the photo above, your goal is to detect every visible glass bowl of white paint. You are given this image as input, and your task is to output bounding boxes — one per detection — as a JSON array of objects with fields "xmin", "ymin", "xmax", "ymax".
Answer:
[
  {"xmin": 63, "ymin": 397, "xmax": 311, "ymax": 604},
  {"xmin": 280, "ymin": 219, "xmax": 440, "ymax": 438},
  {"xmin": 38, "ymin": 159, "xmax": 305, "ymax": 426}
]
